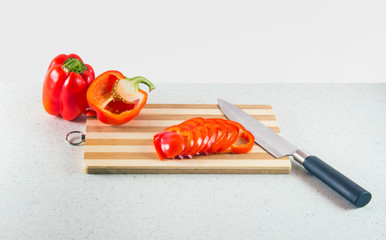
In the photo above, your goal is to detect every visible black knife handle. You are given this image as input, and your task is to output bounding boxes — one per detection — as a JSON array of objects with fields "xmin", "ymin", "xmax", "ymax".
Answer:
[{"xmin": 303, "ymin": 156, "xmax": 371, "ymax": 208}]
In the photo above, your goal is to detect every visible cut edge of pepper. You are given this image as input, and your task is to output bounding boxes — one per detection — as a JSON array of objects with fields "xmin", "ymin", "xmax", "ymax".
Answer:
[
  {"xmin": 98, "ymin": 76, "xmax": 155, "ymax": 116},
  {"xmin": 112, "ymin": 76, "xmax": 155, "ymax": 103}
]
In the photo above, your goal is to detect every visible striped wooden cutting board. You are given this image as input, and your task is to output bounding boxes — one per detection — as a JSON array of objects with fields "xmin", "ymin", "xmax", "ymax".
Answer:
[{"xmin": 84, "ymin": 104, "xmax": 291, "ymax": 174}]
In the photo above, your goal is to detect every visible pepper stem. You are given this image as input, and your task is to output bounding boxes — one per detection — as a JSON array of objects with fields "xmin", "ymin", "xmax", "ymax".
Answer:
[
  {"xmin": 127, "ymin": 76, "xmax": 156, "ymax": 92},
  {"xmin": 111, "ymin": 76, "xmax": 155, "ymax": 104},
  {"xmin": 62, "ymin": 57, "xmax": 87, "ymax": 74}
]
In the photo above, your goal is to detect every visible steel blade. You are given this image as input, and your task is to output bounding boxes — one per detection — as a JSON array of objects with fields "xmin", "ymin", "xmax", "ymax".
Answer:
[{"xmin": 218, "ymin": 98, "xmax": 298, "ymax": 158}]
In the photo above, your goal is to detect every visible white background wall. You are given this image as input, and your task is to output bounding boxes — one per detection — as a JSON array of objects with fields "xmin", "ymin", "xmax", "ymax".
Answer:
[{"xmin": 1, "ymin": 0, "xmax": 385, "ymax": 83}]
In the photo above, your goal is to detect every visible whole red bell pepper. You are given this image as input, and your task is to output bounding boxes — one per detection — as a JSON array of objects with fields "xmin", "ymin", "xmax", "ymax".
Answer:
[
  {"xmin": 42, "ymin": 54, "xmax": 95, "ymax": 120},
  {"xmin": 86, "ymin": 70, "xmax": 155, "ymax": 125}
]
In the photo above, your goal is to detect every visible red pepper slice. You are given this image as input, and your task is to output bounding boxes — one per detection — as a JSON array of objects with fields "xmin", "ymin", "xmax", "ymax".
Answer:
[
  {"xmin": 153, "ymin": 131, "xmax": 185, "ymax": 160},
  {"xmin": 209, "ymin": 118, "xmax": 237, "ymax": 154},
  {"xmin": 216, "ymin": 121, "xmax": 239, "ymax": 153},
  {"xmin": 86, "ymin": 70, "xmax": 155, "ymax": 125},
  {"xmin": 205, "ymin": 119, "xmax": 228, "ymax": 154},
  {"xmin": 185, "ymin": 127, "xmax": 202, "ymax": 158},
  {"xmin": 178, "ymin": 121, "xmax": 200, "ymax": 157},
  {"xmin": 42, "ymin": 54, "xmax": 95, "ymax": 120},
  {"xmin": 153, "ymin": 131, "xmax": 171, "ymax": 160},
  {"xmin": 192, "ymin": 125, "xmax": 209, "ymax": 155},
  {"xmin": 179, "ymin": 117, "xmax": 211, "ymax": 156},
  {"xmin": 227, "ymin": 120, "xmax": 255, "ymax": 154},
  {"xmin": 200, "ymin": 120, "xmax": 217, "ymax": 155},
  {"xmin": 163, "ymin": 125, "xmax": 194, "ymax": 159}
]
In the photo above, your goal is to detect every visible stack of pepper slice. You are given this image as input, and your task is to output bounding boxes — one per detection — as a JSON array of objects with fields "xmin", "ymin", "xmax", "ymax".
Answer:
[{"xmin": 153, "ymin": 117, "xmax": 255, "ymax": 160}]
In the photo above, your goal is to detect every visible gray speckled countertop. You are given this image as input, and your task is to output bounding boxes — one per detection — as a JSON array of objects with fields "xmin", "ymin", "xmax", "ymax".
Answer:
[{"xmin": 0, "ymin": 83, "xmax": 385, "ymax": 239}]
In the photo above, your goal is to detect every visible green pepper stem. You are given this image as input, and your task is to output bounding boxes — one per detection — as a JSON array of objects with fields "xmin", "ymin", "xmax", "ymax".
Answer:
[
  {"xmin": 127, "ymin": 76, "xmax": 156, "ymax": 92},
  {"xmin": 62, "ymin": 57, "xmax": 88, "ymax": 74}
]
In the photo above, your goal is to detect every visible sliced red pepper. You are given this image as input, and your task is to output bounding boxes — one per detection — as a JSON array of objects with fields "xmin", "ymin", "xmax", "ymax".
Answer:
[
  {"xmin": 210, "ymin": 118, "xmax": 237, "ymax": 154},
  {"xmin": 179, "ymin": 120, "xmax": 203, "ymax": 157},
  {"xmin": 227, "ymin": 120, "xmax": 255, "ymax": 154},
  {"xmin": 200, "ymin": 120, "xmax": 217, "ymax": 155},
  {"xmin": 164, "ymin": 125, "xmax": 194, "ymax": 159},
  {"xmin": 192, "ymin": 125, "xmax": 209, "ymax": 155},
  {"xmin": 216, "ymin": 121, "xmax": 239, "ymax": 153},
  {"xmin": 86, "ymin": 70, "xmax": 155, "ymax": 125},
  {"xmin": 153, "ymin": 118, "xmax": 255, "ymax": 160},
  {"xmin": 153, "ymin": 131, "xmax": 171, "ymax": 160},
  {"xmin": 179, "ymin": 117, "xmax": 212, "ymax": 156},
  {"xmin": 153, "ymin": 131, "xmax": 185, "ymax": 160},
  {"xmin": 205, "ymin": 119, "xmax": 228, "ymax": 154}
]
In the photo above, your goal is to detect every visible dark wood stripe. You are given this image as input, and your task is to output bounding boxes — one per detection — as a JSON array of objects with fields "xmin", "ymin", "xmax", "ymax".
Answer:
[
  {"xmin": 144, "ymin": 104, "xmax": 272, "ymax": 109},
  {"xmin": 86, "ymin": 126, "xmax": 280, "ymax": 133},
  {"xmin": 84, "ymin": 152, "xmax": 275, "ymax": 160},
  {"xmin": 134, "ymin": 114, "xmax": 277, "ymax": 121},
  {"xmin": 86, "ymin": 126, "xmax": 167, "ymax": 132}
]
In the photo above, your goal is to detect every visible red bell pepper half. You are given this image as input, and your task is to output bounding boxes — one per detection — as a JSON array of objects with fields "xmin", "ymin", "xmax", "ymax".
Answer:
[
  {"xmin": 153, "ymin": 118, "xmax": 255, "ymax": 160},
  {"xmin": 42, "ymin": 54, "xmax": 95, "ymax": 121},
  {"xmin": 86, "ymin": 70, "xmax": 155, "ymax": 125}
]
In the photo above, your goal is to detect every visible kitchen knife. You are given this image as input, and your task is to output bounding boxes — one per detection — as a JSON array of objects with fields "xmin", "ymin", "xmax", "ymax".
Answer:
[{"xmin": 218, "ymin": 98, "xmax": 371, "ymax": 208}]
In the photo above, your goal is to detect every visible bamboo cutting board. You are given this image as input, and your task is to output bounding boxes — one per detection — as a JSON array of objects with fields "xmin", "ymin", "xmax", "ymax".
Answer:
[{"xmin": 84, "ymin": 104, "xmax": 291, "ymax": 174}]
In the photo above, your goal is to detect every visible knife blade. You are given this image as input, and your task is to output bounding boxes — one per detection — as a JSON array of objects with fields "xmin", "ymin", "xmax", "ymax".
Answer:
[{"xmin": 218, "ymin": 98, "xmax": 372, "ymax": 208}]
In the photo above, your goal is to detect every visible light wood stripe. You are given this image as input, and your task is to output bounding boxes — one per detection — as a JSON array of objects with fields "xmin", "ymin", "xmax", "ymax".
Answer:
[
  {"xmin": 85, "ymin": 129, "xmax": 281, "ymax": 139},
  {"xmin": 84, "ymin": 145, "xmax": 268, "ymax": 153},
  {"xmin": 84, "ymin": 152, "xmax": 277, "ymax": 160},
  {"xmin": 86, "ymin": 132, "xmax": 157, "ymax": 139},
  {"xmin": 88, "ymin": 119, "xmax": 279, "ymax": 127},
  {"xmin": 85, "ymin": 125, "xmax": 280, "ymax": 133},
  {"xmin": 86, "ymin": 119, "xmax": 279, "ymax": 127},
  {"xmin": 84, "ymin": 159, "xmax": 290, "ymax": 168},
  {"xmin": 144, "ymin": 104, "xmax": 273, "ymax": 109},
  {"xmin": 85, "ymin": 139, "xmax": 154, "ymax": 145}
]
